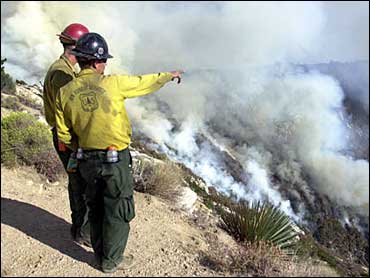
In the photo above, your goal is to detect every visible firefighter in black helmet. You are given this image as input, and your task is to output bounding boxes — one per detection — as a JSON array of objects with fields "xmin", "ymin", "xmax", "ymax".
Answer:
[{"xmin": 55, "ymin": 32, "xmax": 183, "ymax": 273}]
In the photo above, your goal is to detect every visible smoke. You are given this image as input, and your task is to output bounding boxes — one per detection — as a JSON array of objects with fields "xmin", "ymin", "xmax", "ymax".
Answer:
[
  {"xmin": 1, "ymin": 1, "xmax": 136, "ymax": 82},
  {"xmin": 1, "ymin": 1, "xmax": 60, "ymax": 82},
  {"xmin": 1, "ymin": 2, "xmax": 369, "ymax": 219},
  {"xmin": 318, "ymin": 1, "xmax": 369, "ymax": 63}
]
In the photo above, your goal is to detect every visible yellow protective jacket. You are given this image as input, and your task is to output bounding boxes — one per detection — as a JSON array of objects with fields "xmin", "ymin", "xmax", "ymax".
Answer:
[
  {"xmin": 43, "ymin": 55, "xmax": 76, "ymax": 127},
  {"xmin": 55, "ymin": 68, "xmax": 173, "ymax": 151}
]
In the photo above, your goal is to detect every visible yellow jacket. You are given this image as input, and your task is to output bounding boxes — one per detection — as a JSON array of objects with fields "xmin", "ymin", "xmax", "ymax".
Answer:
[
  {"xmin": 55, "ymin": 68, "xmax": 173, "ymax": 151},
  {"xmin": 43, "ymin": 55, "xmax": 76, "ymax": 127}
]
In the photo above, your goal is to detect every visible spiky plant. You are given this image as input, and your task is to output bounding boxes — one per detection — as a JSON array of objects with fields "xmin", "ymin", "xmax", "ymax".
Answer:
[{"xmin": 217, "ymin": 199, "xmax": 299, "ymax": 249}]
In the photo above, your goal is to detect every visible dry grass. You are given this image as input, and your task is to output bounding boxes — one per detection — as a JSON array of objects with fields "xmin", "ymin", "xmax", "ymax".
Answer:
[
  {"xmin": 226, "ymin": 241, "xmax": 290, "ymax": 276},
  {"xmin": 284, "ymin": 258, "xmax": 340, "ymax": 277},
  {"xmin": 199, "ymin": 235, "xmax": 339, "ymax": 277},
  {"xmin": 200, "ymin": 238, "xmax": 289, "ymax": 276}
]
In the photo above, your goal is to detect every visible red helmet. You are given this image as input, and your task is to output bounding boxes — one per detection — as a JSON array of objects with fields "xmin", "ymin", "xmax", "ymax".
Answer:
[{"xmin": 57, "ymin": 23, "xmax": 89, "ymax": 44}]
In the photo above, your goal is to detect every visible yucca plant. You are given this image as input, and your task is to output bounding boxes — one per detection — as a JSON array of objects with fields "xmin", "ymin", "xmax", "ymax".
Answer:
[{"xmin": 217, "ymin": 199, "xmax": 299, "ymax": 249}]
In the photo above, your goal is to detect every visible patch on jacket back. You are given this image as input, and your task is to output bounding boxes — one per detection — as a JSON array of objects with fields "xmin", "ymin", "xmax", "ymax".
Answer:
[{"xmin": 80, "ymin": 92, "xmax": 99, "ymax": 112}]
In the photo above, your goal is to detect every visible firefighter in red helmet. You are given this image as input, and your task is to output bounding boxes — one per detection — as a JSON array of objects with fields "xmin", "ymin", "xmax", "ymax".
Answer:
[{"xmin": 43, "ymin": 23, "xmax": 91, "ymax": 247}]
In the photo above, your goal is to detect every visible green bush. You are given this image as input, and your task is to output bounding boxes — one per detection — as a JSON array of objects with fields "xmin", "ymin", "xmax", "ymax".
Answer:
[
  {"xmin": 1, "ymin": 112, "xmax": 63, "ymax": 181},
  {"xmin": 217, "ymin": 199, "xmax": 299, "ymax": 249},
  {"xmin": 1, "ymin": 58, "xmax": 15, "ymax": 93}
]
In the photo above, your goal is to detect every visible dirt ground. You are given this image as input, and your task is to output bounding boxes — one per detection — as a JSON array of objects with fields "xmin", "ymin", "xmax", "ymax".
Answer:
[
  {"xmin": 1, "ymin": 166, "xmax": 238, "ymax": 277},
  {"xmin": 1, "ymin": 166, "xmax": 341, "ymax": 277}
]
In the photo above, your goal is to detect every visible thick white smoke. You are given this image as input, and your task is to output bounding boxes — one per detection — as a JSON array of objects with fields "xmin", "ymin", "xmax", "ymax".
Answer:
[
  {"xmin": 1, "ymin": 1, "xmax": 136, "ymax": 82},
  {"xmin": 1, "ymin": 2, "xmax": 369, "ymax": 219}
]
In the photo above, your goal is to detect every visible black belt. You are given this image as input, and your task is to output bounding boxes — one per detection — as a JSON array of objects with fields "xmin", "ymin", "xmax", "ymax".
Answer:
[
  {"xmin": 80, "ymin": 148, "xmax": 132, "ymax": 165},
  {"xmin": 82, "ymin": 149, "xmax": 124, "ymax": 153}
]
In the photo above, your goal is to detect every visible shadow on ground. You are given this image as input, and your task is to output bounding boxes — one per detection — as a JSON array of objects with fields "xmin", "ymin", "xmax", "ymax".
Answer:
[{"xmin": 1, "ymin": 197, "xmax": 95, "ymax": 267}]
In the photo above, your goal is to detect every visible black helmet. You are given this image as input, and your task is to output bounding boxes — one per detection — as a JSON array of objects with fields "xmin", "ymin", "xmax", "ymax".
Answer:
[{"xmin": 71, "ymin": 32, "xmax": 113, "ymax": 60}]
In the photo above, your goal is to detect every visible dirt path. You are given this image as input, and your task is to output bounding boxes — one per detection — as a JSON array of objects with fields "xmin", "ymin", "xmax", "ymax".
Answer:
[{"xmin": 1, "ymin": 166, "xmax": 237, "ymax": 277}]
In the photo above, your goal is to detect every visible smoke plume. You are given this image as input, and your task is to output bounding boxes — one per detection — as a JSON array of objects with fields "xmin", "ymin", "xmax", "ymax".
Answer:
[{"xmin": 1, "ymin": 2, "xmax": 369, "ymax": 220}]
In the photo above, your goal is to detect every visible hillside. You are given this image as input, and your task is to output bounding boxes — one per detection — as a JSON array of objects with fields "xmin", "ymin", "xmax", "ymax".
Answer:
[
  {"xmin": 1, "ymin": 165, "xmax": 234, "ymax": 277},
  {"xmin": 1, "ymin": 165, "xmax": 340, "ymax": 277},
  {"xmin": 0, "ymin": 77, "xmax": 364, "ymax": 277}
]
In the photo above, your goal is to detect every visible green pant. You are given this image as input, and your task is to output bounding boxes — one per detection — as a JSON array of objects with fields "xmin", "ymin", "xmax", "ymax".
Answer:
[
  {"xmin": 52, "ymin": 128, "xmax": 90, "ymax": 239},
  {"xmin": 78, "ymin": 148, "xmax": 135, "ymax": 270}
]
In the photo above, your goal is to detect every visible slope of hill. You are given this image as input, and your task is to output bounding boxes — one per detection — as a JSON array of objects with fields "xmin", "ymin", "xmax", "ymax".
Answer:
[
  {"xmin": 1, "ymin": 78, "xmax": 363, "ymax": 277},
  {"xmin": 1, "ymin": 165, "xmax": 340, "ymax": 277}
]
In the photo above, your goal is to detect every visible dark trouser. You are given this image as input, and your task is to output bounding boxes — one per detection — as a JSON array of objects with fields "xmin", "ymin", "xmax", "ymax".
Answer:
[
  {"xmin": 51, "ymin": 128, "xmax": 90, "ymax": 239},
  {"xmin": 78, "ymin": 148, "xmax": 135, "ymax": 270}
]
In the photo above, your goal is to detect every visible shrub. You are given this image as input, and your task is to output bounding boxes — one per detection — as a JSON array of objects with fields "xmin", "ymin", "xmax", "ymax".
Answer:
[
  {"xmin": 17, "ymin": 95, "xmax": 43, "ymax": 110},
  {"xmin": 200, "ymin": 232, "xmax": 339, "ymax": 277},
  {"xmin": 199, "ymin": 238, "xmax": 292, "ymax": 276},
  {"xmin": 217, "ymin": 199, "xmax": 299, "ymax": 249},
  {"xmin": 1, "ymin": 58, "xmax": 15, "ymax": 93},
  {"xmin": 1, "ymin": 96, "xmax": 22, "ymax": 111},
  {"xmin": 32, "ymin": 148, "xmax": 64, "ymax": 182},
  {"xmin": 1, "ymin": 112, "xmax": 63, "ymax": 182},
  {"xmin": 228, "ymin": 241, "xmax": 289, "ymax": 276},
  {"xmin": 133, "ymin": 158, "xmax": 184, "ymax": 201}
]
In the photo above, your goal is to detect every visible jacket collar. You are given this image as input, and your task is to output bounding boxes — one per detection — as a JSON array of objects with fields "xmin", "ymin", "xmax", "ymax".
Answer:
[
  {"xmin": 60, "ymin": 54, "xmax": 76, "ymax": 72},
  {"xmin": 77, "ymin": 68, "xmax": 99, "ymax": 77}
]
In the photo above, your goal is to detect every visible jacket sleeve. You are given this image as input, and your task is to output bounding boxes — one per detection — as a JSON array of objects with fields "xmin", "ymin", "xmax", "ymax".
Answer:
[
  {"xmin": 52, "ymin": 70, "xmax": 74, "ymax": 92},
  {"xmin": 55, "ymin": 89, "xmax": 73, "ymax": 148},
  {"xmin": 50, "ymin": 70, "xmax": 74, "ymax": 109},
  {"xmin": 43, "ymin": 70, "xmax": 73, "ymax": 127},
  {"xmin": 115, "ymin": 72, "xmax": 173, "ymax": 98}
]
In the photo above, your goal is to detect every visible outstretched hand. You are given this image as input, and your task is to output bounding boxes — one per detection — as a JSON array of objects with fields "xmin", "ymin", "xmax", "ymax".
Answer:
[{"xmin": 170, "ymin": 70, "xmax": 184, "ymax": 84}]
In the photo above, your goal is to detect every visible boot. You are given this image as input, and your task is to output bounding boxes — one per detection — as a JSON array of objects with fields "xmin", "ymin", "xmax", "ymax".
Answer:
[
  {"xmin": 102, "ymin": 254, "xmax": 134, "ymax": 273},
  {"xmin": 75, "ymin": 233, "xmax": 92, "ymax": 248},
  {"xmin": 71, "ymin": 226, "xmax": 92, "ymax": 248}
]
